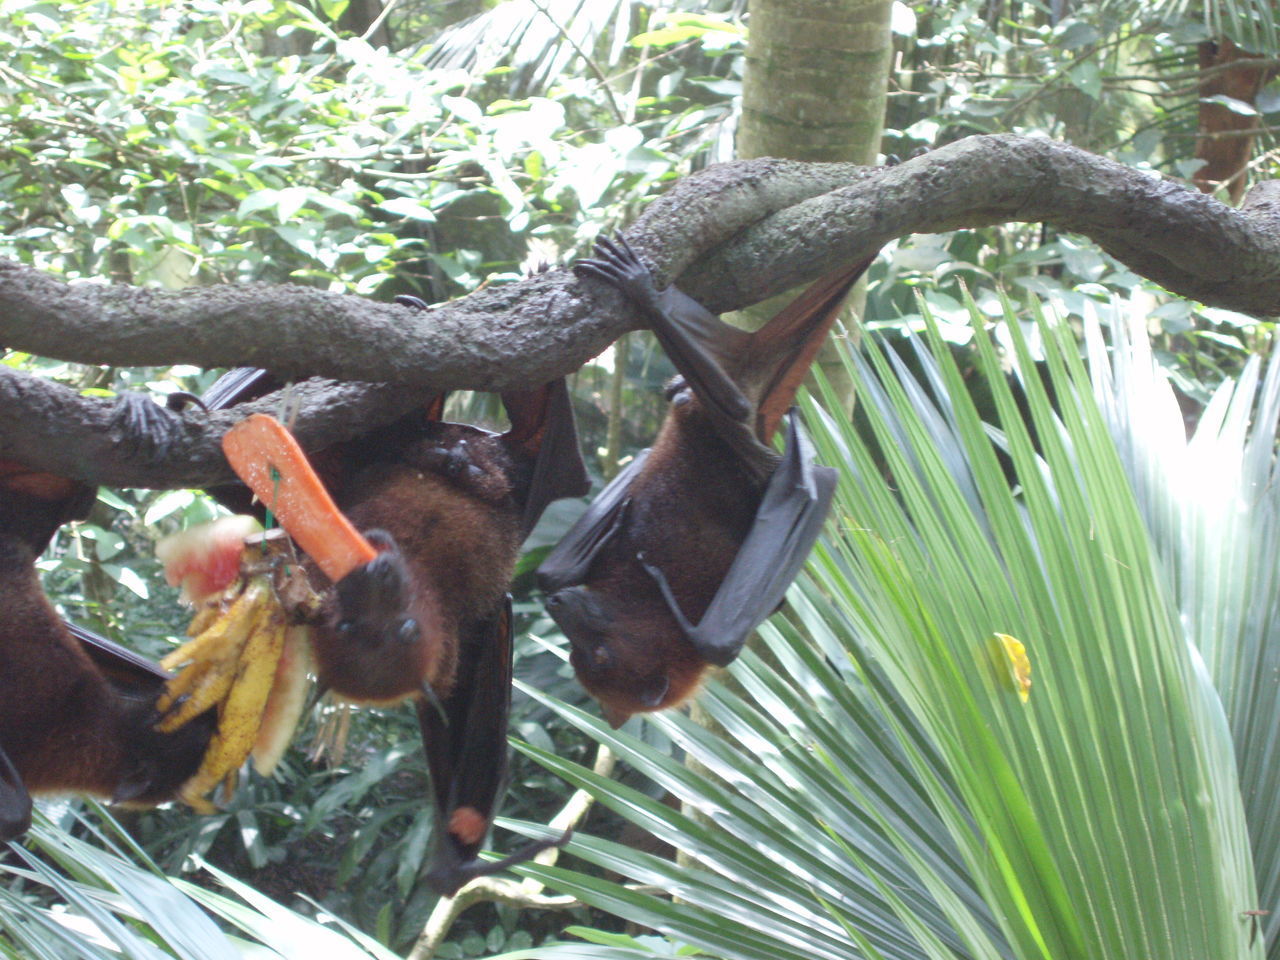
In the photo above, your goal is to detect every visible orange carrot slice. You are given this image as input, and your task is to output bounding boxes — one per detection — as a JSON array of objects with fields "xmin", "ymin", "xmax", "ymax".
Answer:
[{"xmin": 221, "ymin": 414, "xmax": 377, "ymax": 582}]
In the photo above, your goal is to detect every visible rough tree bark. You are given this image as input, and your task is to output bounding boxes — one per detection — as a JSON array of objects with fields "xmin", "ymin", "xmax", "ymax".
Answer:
[{"xmin": 3, "ymin": 133, "xmax": 1279, "ymax": 489}]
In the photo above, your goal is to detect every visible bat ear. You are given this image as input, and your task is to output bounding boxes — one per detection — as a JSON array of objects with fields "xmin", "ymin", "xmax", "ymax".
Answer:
[{"xmin": 601, "ymin": 702, "xmax": 633, "ymax": 729}]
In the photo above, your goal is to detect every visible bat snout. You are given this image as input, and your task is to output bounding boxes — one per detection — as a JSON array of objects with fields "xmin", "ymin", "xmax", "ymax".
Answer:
[{"xmin": 334, "ymin": 542, "xmax": 415, "ymax": 644}]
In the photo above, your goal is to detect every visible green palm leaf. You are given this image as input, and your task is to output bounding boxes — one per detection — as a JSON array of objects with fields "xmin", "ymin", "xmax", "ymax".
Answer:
[
  {"xmin": 1088, "ymin": 310, "xmax": 1280, "ymax": 954},
  {"xmin": 0, "ymin": 806, "xmax": 394, "ymax": 960}
]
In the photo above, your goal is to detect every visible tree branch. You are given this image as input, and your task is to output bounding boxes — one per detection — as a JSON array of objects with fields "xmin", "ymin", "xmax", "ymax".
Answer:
[
  {"xmin": 4, "ymin": 133, "xmax": 1279, "ymax": 487},
  {"xmin": 0, "ymin": 370, "xmax": 431, "ymax": 488}
]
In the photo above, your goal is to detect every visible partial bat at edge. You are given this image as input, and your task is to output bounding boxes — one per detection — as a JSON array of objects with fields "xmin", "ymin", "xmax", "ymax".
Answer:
[
  {"xmin": 539, "ymin": 236, "xmax": 873, "ymax": 727},
  {"xmin": 0, "ymin": 394, "xmax": 215, "ymax": 841}
]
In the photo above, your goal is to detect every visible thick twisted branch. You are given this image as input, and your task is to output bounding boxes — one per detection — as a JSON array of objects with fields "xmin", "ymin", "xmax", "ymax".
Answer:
[{"xmin": 3, "ymin": 134, "xmax": 1278, "ymax": 487}]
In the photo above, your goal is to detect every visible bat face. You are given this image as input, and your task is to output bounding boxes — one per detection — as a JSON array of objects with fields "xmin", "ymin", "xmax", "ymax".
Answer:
[
  {"xmin": 544, "ymin": 578, "xmax": 710, "ymax": 728},
  {"xmin": 316, "ymin": 535, "xmax": 440, "ymax": 705},
  {"xmin": 312, "ymin": 445, "xmax": 525, "ymax": 707}
]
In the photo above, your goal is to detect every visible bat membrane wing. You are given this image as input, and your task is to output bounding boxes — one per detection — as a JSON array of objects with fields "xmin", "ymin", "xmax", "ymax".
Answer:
[
  {"xmin": 200, "ymin": 368, "xmax": 281, "ymax": 411},
  {"xmin": 753, "ymin": 256, "xmax": 875, "ymax": 440},
  {"xmin": 65, "ymin": 621, "xmax": 172, "ymax": 684},
  {"xmin": 641, "ymin": 411, "xmax": 836, "ymax": 667},
  {"xmin": 577, "ymin": 236, "xmax": 752, "ymax": 425},
  {"xmin": 0, "ymin": 745, "xmax": 32, "ymax": 841},
  {"xmin": 501, "ymin": 379, "xmax": 591, "ymax": 538},
  {"xmin": 420, "ymin": 597, "xmax": 510, "ymax": 894},
  {"xmin": 536, "ymin": 449, "xmax": 651, "ymax": 592}
]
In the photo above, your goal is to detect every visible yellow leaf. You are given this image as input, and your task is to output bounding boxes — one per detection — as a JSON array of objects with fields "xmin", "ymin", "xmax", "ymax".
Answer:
[{"xmin": 990, "ymin": 632, "xmax": 1031, "ymax": 703}]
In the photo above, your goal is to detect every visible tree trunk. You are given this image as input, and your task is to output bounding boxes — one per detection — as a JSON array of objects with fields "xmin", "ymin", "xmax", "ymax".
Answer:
[
  {"xmin": 1193, "ymin": 38, "xmax": 1277, "ymax": 204},
  {"xmin": 736, "ymin": 0, "xmax": 893, "ymax": 414}
]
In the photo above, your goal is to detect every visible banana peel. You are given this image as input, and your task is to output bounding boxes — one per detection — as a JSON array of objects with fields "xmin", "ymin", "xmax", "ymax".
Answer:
[
  {"xmin": 158, "ymin": 532, "xmax": 322, "ymax": 812},
  {"xmin": 173, "ymin": 594, "xmax": 287, "ymax": 812}
]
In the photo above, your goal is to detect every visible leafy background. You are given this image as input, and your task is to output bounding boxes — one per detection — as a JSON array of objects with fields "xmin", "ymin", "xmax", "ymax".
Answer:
[{"xmin": 2, "ymin": 0, "xmax": 1280, "ymax": 957}]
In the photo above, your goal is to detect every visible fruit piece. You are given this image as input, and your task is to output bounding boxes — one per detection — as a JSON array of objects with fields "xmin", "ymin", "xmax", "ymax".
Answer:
[
  {"xmin": 221, "ymin": 414, "xmax": 376, "ymax": 583},
  {"xmin": 251, "ymin": 625, "xmax": 315, "ymax": 776},
  {"xmin": 157, "ymin": 580, "xmax": 272, "ymax": 731},
  {"xmin": 156, "ymin": 515, "xmax": 262, "ymax": 604},
  {"xmin": 176, "ymin": 601, "xmax": 288, "ymax": 809}
]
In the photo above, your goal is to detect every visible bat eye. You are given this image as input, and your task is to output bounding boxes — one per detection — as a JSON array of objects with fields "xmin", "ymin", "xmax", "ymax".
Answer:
[
  {"xmin": 397, "ymin": 618, "xmax": 420, "ymax": 644},
  {"xmin": 592, "ymin": 645, "xmax": 615, "ymax": 669},
  {"xmin": 337, "ymin": 620, "xmax": 353, "ymax": 635}
]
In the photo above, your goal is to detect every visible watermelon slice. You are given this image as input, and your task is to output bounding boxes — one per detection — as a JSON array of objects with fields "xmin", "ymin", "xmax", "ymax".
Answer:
[{"xmin": 156, "ymin": 515, "xmax": 262, "ymax": 604}]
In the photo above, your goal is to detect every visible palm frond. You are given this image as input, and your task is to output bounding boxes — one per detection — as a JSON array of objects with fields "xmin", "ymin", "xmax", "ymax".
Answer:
[
  {"xmin": 1089, "ymin": 302, "xmax": 1280, "ymax": 954},
  {"xmin": 0, "ymin": 806, "xmax": 393, "ymax": 960},
  {"xmin": 423, "ymin": 0, "xmax": 627, "ymax": 97}
]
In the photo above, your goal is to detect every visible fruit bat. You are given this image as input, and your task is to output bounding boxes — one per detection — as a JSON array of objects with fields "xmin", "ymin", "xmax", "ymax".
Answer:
[
  {"xmin": 197, "ymin": 357, "xmax": 589, "ymax": 895},
  {"xmin": 538, "ymin": 237, "xmax": 873, "ymax": 727},
  {"xmin": 0, "ymin": 394, "xmax": 215, "ymax": 841}
]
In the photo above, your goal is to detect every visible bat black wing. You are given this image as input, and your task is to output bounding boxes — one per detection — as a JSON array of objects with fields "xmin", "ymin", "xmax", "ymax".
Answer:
[
  {"xmin": 417, "ymin": 596, "xmax": 564, "ymax": 897},
  {"xmin": 535, "ymin": 449, "xmax": 651, "ymax": 593},
  {"xmin": 501, "ymin": 379, "xmax": 592, "ymax": 539},
  {"xmin": 575, "ymin": 236, "xmax": 752, "ymax": 427},
  {"xmin": 0, "ymin": 745, "xmax": 32, "ymax": 841},
  {"xmin": 576, "ymin": 237, "xmax": 782, "ymax": 479},
  {"xmin": 200, "ymin": 368, "xmax": 282, "ymax": 412},
  {"xmin": 64, "ymin": 621, "xmax": 173, "ymax": 686},
  {"xmin": 639, "ymin": 411, "xmax": 836, "ymax": 667}
]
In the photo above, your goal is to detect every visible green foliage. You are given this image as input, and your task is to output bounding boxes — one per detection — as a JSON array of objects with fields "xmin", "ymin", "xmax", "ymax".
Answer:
[
  {"xmin": 0, "ymin": 0, "xmax": 737, "ymax": 297},
  {"xmin": 5, "ymin": 0, "xmax": 1280, "ymax": 956},
  {"xmin": 0, "ymin": 805, "xmax": 395, "ymax": 959},
  {"xmin": 1089, "ymin": 311, "xmax": 1280, "ymax": 953},
  {"xmin": 874, "ymin": 0, "xmax": 1280, "ymax": 397}
]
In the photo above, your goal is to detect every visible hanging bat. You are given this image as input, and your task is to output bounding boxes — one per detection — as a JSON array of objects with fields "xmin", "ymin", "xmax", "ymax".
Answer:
[
  {"xmin": 538, "ymin": 237, "xmax": 873, "ymax": 727},
  {"xmin": 0, "ymin": 395, "xmax": 215, "ymax": 840},
  {"xmin": 196, "ymin": 355, "xmax": 589, "ymax": 895}
]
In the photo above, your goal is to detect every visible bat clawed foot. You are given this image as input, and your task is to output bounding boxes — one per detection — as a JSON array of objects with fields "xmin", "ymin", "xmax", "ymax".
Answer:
[
  {"xmin": 394, "ymin": 294, "xmax": 429, "ymax": 312},
  {"xmin": 110, "ymin": 392, "xmax": 185, "ymax": 462},
  {"xmin": 574, "ymin": 235, "xmax": 660, "ymax": 304},
  {"xmin": 165, "ymin": 391, "xmax": 207, "ymax": 412},
  {"xmin": 363, "ymin": 529, "xmax": 399, "ymax": 553}
]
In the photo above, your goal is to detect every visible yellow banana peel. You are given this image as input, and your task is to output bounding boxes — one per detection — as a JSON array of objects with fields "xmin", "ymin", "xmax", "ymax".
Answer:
[{"xmin": 157, "ymin": 532, "xmax": 322, "ymax": 812}]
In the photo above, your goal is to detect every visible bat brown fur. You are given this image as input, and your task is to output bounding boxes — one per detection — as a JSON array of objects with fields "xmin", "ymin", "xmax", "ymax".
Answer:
[
  {"xmin": 0, "ymin": 541, "xmax": 208, "ymax": 804},
  {"xmin": 541, "ymin": 238, "xmax": 873, "ymax": 726},
  {"xmin": 0, "ymin": 432, "xmax": 215, "ymax": 839},
  {"xmin": 563, "ymin": 401, "xmax": 755, "ymax": 723},
  {"xmin": 309, "ymin": 427, "xmax": 524, "ymax": 704},
  {"xmin": 198, "ymin": 364, "xmax": 587, "ymax": 895}
]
